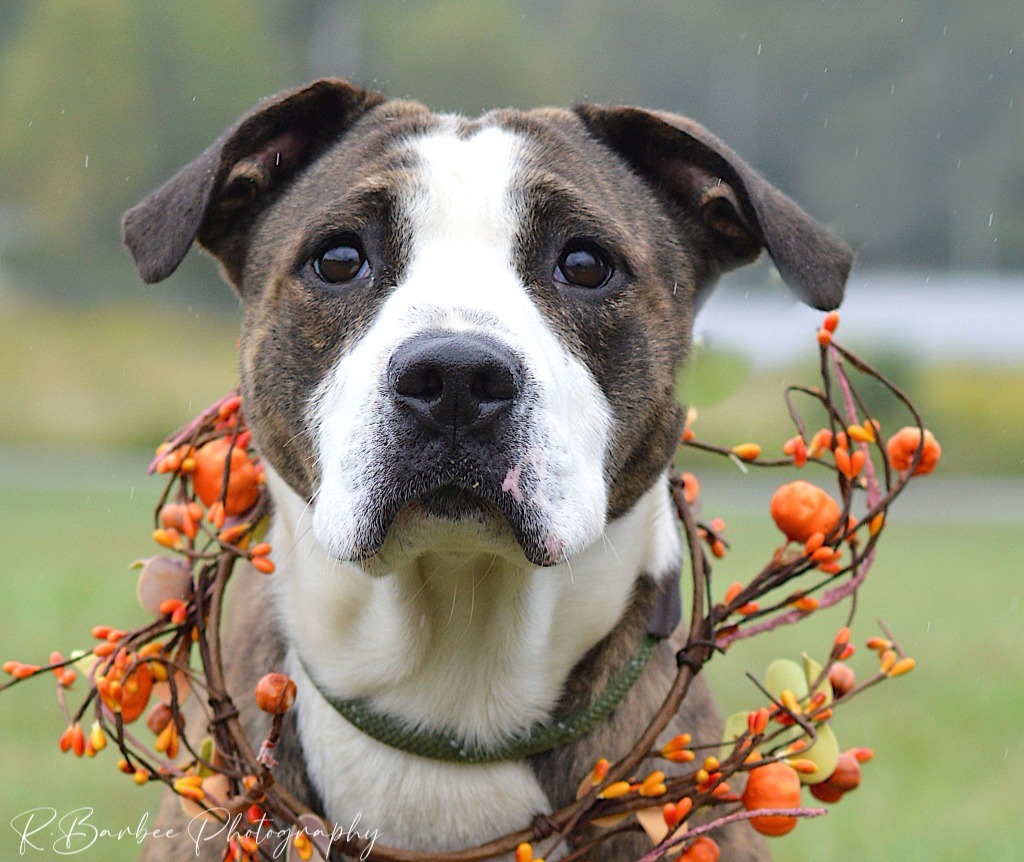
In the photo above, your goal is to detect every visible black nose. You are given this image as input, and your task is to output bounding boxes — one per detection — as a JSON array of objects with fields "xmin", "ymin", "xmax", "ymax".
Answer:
[{"xmin": 389, "ymin": 334, "xmax": 522, "ymax": 435}]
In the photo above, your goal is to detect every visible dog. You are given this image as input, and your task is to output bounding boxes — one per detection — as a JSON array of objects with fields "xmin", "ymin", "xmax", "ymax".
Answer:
[{"xmin": 123, "ymin": 78, "xmax": 851, "ymax": 861}]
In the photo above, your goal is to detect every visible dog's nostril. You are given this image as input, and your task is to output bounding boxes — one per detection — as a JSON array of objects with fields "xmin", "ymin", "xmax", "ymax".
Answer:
[
  {"xmin": 470, "ymin": 366, "xmax": 516, "ymax": 403},
  {"xmin": 389, "ymin": 334, "xmax": 522, "ymax": 434},
  {"xmin": 395, "ymin": 366, "xmax": 444, "ymax": 401}
]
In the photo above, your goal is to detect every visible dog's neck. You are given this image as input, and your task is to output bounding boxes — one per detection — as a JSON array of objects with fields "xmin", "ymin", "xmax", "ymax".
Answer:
[{"xmin": 264, "ymin": 467, "xmax": 681, "ymax": 747}]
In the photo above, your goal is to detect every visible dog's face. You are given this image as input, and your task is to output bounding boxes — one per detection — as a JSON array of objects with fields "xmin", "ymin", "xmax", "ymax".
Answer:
[{"xmin": 125, "ymin": 80, "xmax": 850, "ymax": 573}]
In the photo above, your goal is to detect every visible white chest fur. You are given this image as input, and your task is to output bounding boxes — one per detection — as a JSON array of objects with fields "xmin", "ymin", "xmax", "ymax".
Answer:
[{"xmin": 266, "ymin": 468, "xmax": 680, "ymax": 852}]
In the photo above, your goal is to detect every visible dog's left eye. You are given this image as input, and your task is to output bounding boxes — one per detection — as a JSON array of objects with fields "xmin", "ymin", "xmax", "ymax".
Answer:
[
  {"xmin": 313, "ymin": 242, "xmax": 370, "ymax": 284},
  {"xmin": 553, "ymin": 242, "xmax": 613, "ymax": 290}
]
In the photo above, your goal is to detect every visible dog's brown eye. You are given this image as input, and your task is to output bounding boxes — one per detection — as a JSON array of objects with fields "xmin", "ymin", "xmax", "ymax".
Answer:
[
  {"xmin": 313, "ymin": 243, "xmax": 370, "ymax": 284},
  {"xmin": 554, "ymin": 242, "xmax": 613, "ymax": 290}
]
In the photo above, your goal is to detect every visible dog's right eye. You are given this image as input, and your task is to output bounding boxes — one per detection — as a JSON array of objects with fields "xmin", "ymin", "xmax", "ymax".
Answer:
[{"xmin": 313, "ymin": 242, "xmax": 370, "ymax": 284}]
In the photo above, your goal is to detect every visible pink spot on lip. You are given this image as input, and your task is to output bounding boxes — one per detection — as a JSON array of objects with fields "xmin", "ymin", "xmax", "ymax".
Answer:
[{"xmin": 501, "ymin": 466, "xmax": 524, "ymax": 503}]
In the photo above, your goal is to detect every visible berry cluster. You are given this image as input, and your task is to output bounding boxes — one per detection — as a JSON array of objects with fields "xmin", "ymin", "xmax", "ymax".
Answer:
[{"xmin": 1, "ymin": 312, "xmax": 940, "ymax": 862}]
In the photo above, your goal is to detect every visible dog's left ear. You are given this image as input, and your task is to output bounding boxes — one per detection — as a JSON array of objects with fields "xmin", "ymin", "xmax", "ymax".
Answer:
[{"xmin": 575, "ymin": 105, "xmax": 852, "ymax": 310}]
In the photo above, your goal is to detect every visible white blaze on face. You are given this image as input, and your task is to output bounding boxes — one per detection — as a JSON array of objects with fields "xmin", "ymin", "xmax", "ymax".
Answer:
[{"xmin": 311, "ymin": 121, "xmax": 612, "ymax": 566}]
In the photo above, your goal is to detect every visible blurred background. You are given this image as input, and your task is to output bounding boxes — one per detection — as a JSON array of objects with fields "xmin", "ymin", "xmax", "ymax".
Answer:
[{"xmin": 1, "ymin": 1, "xmax": 1021, "ymax": 859}]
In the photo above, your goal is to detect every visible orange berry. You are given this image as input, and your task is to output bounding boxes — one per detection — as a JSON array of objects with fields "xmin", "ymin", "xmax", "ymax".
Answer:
[
  {"xmin": 724, "ymin": 581, "xmax": 743, "ymax": 605},
  {"xmin": 811, "ymin": 546, "xmax": 835, "ymax": 563},
  {"xmin": 293, "ymin": 832, "xmax": 313, "ymax": 861},
  {"xmin": 255, "ymin": 673, "xmax": 297, "ymax": 714},
  {"xmin": 886, "ymin": 427, "xmax": 941, "ymax": 475},
  {"xmin": 732, "ymin": 443, "xmax": 762, "ymax": 461},
  {"xmin": 663, "ymin": 733, "xmax": 692, "ymax": 753},
  {"xmin": 640, "ymin": 777, "xmax": 668, "ymax": 797},
  {"xmin": 780, "ymin": 689, "xmax": 802, "ymax": 714},
  {"xmin": 748, "ymin": 707, "xmax": 770, "ymax": 736},
  {"xmin": 849, "ymin": 747, "xmax": 874, "ymax": 763},
  {"xmin": 192, "ymin": 439, "xmax": 260, "ymax": 515},
  {"xmin": 207, "ymin": 500, "xmax": 227, "ymax": 530},
  {"xmin": 70, "ymin": 723, "xmax": 85, "ymax": 757},
  {"xmin": 592, "ymin": 757, "xmax": 610, "ymax": 783},
  {"xmin": 251, "ymin": 556, "xmax": 276, "ymax": 575},
  {"xmin": 119, "ymin": 665, "xmax": 153, "ymax": 724},
  {"xmin": 152, "ymin": 528, "xmax": 180, "ymax": 550},
  {"xmin": 787, "ymin": 758, "xmax": 819, "ymax": 775},
  {"xmin": 804, "ymin": 531, "xmax": 825, "ymax": 555},
  {"xmin": 866, "ymin": 636, "xmax": 891, "ymax": 651},
  {"xmin": 879, "ymin": 649, "xmax": 897, "ymax": 674},
  {"xmin": 888, "ymin": 657, "xmax": 916, "ymax": 677},
  {"xmin": 710, "ymin": 539, "xmax": 726, "ymax": 558},
  {"xmin": 817, "ymin": 328, "xmax": 832, "ymax": 346},
  {"xmin": 781, "ymin": 435, "xmax": 809, "ymax": 467},
  {"xmin": 218, "ymin": 523, "xmax": 252, "ymax": 545},
  {"xmin": 59, "ymin": 725, "xmax": 75, "ymax": 753},
  {"xmin": 738, "ymin": 602, "xmax": 760, "ymax": 615},
  {"xmin": 158, "ymin": 598, "xmax": 185, "ymax": 616},
  {"xmin": 808, "ymin": 429, "xmax": 833, "ymax": 458},
  {"xmin": 869, "ymin": 512, "xmax": 885, "ymax": 536},
  {"xmin": 681, "ymin": 472, "xmax": 700, "ymax": 505},
  {"xmin": 847, "ymin": 423, "xmax": 876, "ymax": 444},
  {"xmin": 515, "ymin": 843, "xmax": 533, "ymax": 862},
  {"xmin": 89, "ymin": 723, "xmax": 107, "ymax": 752},
  {"xmin": 597, "ymin": 780, "xmax": 632, "ymax": 799},
  {"xmin": 823, "ymin": 311, "xmax": 840, "ymax": 333},
  {"xmin": 680, "ymin": 836, "xmax": 720, "ymax": 862},
  {"xmin": 249, "ymin": 542, "xmax": 272, "ymax": 557},
  {"xmin": 770, "ymin": 481, "xmax": 841, "ymax": 543},
  {"xmin": 217, "ymin": 395, "xmax": 244, "ymax": 420},
  {"xmin": 743, "ymin": 762, "xmax": 802, "ymax": 836}
]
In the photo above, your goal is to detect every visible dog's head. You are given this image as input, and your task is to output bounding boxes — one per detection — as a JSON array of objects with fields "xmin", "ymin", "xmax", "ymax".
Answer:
[{"xmin": 124, "ymin": 79, "xmax": 851, "ymax": 572}]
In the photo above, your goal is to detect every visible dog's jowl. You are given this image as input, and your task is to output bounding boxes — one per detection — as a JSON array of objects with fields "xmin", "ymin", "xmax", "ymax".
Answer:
[{"xmin": 124, "ymin": 79, "xmax": 851, "ymax": 861}]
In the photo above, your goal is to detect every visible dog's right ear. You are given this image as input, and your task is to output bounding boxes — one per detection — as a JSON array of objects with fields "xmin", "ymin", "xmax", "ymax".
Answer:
[{"xmin": 122, "ymin": 79, "xmax": 385, "ymax": 285}]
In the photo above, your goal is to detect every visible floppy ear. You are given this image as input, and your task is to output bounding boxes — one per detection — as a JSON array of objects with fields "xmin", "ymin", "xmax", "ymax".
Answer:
[
  {"xmin": 122, "ymin": 79, "xmax": 385, "ymax": 285},
  {"xmin": 574, "ymin": 105, "xmax": 852, "ymax": 310}
]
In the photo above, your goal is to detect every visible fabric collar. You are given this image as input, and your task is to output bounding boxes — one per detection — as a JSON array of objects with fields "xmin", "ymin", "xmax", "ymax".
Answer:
[{"xmin": 297, "ymin": 632, "xmax": 662, "ymax": 764}]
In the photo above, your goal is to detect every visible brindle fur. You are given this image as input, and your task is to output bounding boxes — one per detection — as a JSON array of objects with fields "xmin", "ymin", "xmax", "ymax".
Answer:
[{"xmin": 125, "ymin": 79, "xmax": 850, "ymax": 861}]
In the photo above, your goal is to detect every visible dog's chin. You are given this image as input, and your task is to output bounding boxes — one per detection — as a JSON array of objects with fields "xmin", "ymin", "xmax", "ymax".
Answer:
[{"xmin": 336, "ymin": 482, "xmax": 558, "ymax": 571}]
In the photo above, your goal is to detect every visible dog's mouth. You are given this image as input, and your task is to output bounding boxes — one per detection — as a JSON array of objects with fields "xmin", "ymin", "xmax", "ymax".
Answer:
[
  {"xmin": 350, "ymin": 468, "xmax": 555, "ymax": 567},
  {"xmin": 416, "ymin": 484, "xmax": 499, "ymax": 521}
]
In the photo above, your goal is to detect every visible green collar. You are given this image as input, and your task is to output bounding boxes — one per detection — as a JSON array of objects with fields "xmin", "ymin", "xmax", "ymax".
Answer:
[{"xmin": 297, "ymin": 634, "xmax": 660, "ymax": 764}]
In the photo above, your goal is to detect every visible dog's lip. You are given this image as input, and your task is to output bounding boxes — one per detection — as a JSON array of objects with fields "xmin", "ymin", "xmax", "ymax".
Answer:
[{"xmin": 354, "ymin": 474, "xmax": 556, "ymax": 567}]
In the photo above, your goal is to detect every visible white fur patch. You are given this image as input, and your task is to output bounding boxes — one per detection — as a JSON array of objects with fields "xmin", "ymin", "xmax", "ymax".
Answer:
[
  {"xmin": 267, "ymin": 465, "xmax": 680, "ymax": 852},
  {"xmin": 265, "ymin": 123, "xmax": 683, "ymax": 852},
  {"xmin": 310, "ymin": 122, "xmax": 611, "ymax": 567}
]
